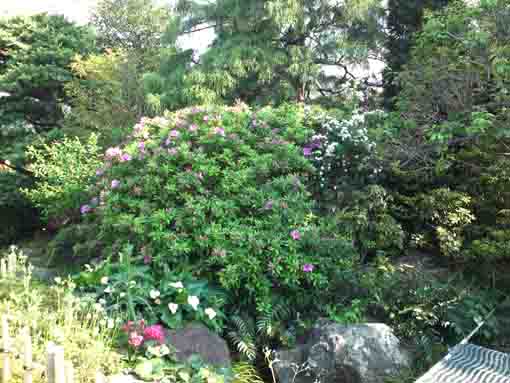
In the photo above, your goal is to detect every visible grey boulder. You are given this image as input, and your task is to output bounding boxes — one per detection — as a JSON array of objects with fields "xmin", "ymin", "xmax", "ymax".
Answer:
[{"xmin": 273, "ymin": 322, "xmax": 411, "ymax": 383}]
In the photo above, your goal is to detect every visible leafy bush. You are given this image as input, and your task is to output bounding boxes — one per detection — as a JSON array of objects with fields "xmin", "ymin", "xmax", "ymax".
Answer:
[
  {"xmin": 22, "ymin": 134, "xmax": 102, "ymax": 223},
  {"xmin": 78, "ymin": 103, "xmax": 357, "ymax": 316}
]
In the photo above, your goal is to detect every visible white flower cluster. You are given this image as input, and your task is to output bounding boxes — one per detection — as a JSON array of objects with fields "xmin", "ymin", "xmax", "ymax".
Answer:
[{"xmin": 307, "ymin": 110, "xmax": 385, "ymax": 189}]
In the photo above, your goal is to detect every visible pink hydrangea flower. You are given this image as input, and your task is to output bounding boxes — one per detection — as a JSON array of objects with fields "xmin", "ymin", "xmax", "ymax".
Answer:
[
  {"xmin": 143, "ymin": 325, "xmax": 165, "ymax": 344},
  {"xmin": 290, "ymin": 230, "xmax": 301, "ymax": 240}
]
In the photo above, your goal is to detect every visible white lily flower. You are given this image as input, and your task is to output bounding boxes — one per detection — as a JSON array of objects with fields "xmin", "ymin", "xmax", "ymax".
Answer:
[
  {"xmin": 187, "ymin": 295, "xmax": 200, "ymax": 310},
  {"xmin": 169, "ymin": 281, "xmax": 184, "ymax": 289},
  {"xmin": 149, "ymin": 289, "xmax": 160, "ymax": 299},
  {"xmin": 204, "ymin": 307, "xmax": 217, "ymax": 320},
  {"xmin": 168, "ymin": 303, "xmax": 179, "ymax": 314}
]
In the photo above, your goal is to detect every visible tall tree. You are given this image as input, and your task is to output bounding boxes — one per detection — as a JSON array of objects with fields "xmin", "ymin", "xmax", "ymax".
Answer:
[
  {"xmin": 382, "ymin": 0, "xmax": 448, "ymax": 109},
  {"xmin": 0, "ymin": 14, "xmax": 96, "ymax": 130},
  {"xmin": 173, "ymin": 0, "xmax": 385, "ymax": 105}
]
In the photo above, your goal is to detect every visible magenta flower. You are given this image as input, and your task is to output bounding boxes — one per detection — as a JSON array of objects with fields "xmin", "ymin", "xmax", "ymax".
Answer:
[
  {"xmin": 203, "ymin": 115, "xmax": 209, "ymax": 122},
  {"xmin": 120, "ymin": 153, "xmax": 132, "ymax": 162},
  {"xmin": 111, "ymin": 179, "xmax": 120, "ymax": 189},
  {"xmin": 302, "ymin": 263, "xmax": 314, "ymax": 273},
  {"xmin": 189, "ymin": 124, "xmax": 198, "ymax": 132},
  {"xmin": 290, "ymin": 230, "xmax": 301, "ymax": 240},
  {"xmin": 143, "ymin": 325, "xmax": 165, "ymax": 344},
  {"xmin": 138, "ymin": 142, "xmax": 146, "ymax": 151},
  {"xmin": 96, "ymin": 169, "xmax": 104, "ymax": 176},
  {"xmin": 143, "ymin": 255, "xmax": 152, "ymax": 264},
  {"xmin": 303, "ymin": 147, "xmax": 312, "ymax": 156},
  {"xmin": 80, "ymin": 205, "xmax": 91, "ymax": 215},
  {"xmin": 128, "ymin": 332, "xmax": 144, "ymax": 348},
  {"xmin": 214, "ymin": 127, "xmax": 225, "ymax": 136}
]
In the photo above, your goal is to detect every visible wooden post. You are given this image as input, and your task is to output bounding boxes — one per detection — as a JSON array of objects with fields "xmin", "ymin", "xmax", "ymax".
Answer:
[
  {"xmin": 47, "ymin": 343, "xmax": 65, "ymax": 383},
  {"xmin": 95, "ymin": 371, "xmax": 107, "ymax": 383},
  {"xmin": 2, "ymin": 316, "xmax": 11, "ymax": 383},
  {"xmin": 0, "ymin": 260, "xmax": 6, "ymax": 279},
  {"xmin": 64, "ymin": 361, "xmax": 74, "ymax": 383},
  {"xmin": 23, "ymin": 327, "xmax": 33, "ymax": 383},
  {"xmin": 7, "ymin": 251, "xmax": 15, "ymax": 275}
]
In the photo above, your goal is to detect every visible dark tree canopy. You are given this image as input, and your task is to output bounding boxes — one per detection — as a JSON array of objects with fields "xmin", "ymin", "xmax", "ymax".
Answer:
[{"xmin": 0, "ymin": 14, "xmax": 96, "ymax": 131}]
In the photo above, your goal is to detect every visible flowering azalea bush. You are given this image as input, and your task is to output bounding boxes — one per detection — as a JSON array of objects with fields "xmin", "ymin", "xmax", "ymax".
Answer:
[{"xmin": 77, "ymin": 103, "xmax": 357, "ymax": 315}]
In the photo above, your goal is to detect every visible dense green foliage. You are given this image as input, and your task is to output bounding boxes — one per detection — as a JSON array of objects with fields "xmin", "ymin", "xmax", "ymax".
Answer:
[{"xmin": 3, "ymin": 0, "xmax": 510, "ymax": 380}]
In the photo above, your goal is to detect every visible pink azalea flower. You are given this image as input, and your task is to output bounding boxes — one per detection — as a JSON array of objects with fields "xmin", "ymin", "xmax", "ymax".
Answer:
[
  {"xmin": 290, "ymin": 230, "xmax": 301, "ymax": 240},
  {"xmin": 120, "ymin": 153, "xmax": 132, "ymax": 162},
  {"xmin": 80, "ymin": 205, "xmax": 91, "ymax": 215},
  {"xmin": 214, "ymin": 127, "xmax": 225, "ymax": 136},
  {"xmin": 105, "ymin": 147, "xmax": 122, "ymax": 159}
]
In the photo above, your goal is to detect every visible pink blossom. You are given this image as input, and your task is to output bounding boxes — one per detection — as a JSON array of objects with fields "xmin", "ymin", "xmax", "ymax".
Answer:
[
  {"xmin": 214, "ymin": 127, "xmax": 225, "ymax": 136},
  {"xmin": 290, "ymin": 230, "xmax": 301, "ymax": 240},
  {"xmin": 189, "ymin": 124, "xmax": 198, "ymax": 132},
  {"xmin": 96, "ymin": 168, "xmax": 104, "ymax": 176},
  {"xmin": 303, "ymin": 263, "xmax": 314, "ymax": 273},
  {"xmin": 128, "ymin": 332, "xmax": 144, "ymax": 348},
  {"xmin": 203, "ymin": 115, "xmax": 209, "ymax": 122},
  {"xmin": 168, "ymin": 148, "xmax": 178, "ymax": 155},
  {"xmin": 120, "ymin": 153, "xmax": 132, "ymax": 162},
  {"xmin": 143, "ymin": 325, "xmax": 165, "ymax": 344},
  {"xmin": 111, "ymin": 179, "xmax": 120, "ymax": 189},
  {"xmin": 105, "ymin": 147, "xmax": 122, "ymax": 159},
  {"xmin": 143, "ymin": 255, "xmax": 152, "ymax": 264},
  {"xmin": 169, "ymin": 130, "xmax": 180, "ymax": 138}
]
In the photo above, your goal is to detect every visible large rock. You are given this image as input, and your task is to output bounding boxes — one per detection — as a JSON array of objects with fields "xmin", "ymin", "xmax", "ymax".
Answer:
[
  {"xmin": 165, "ymin": 324, "xmax": 231, "ymax": 367},
  {"xmin": 273, "ymin": 321, "xmax": 410, "ymax": 383}
]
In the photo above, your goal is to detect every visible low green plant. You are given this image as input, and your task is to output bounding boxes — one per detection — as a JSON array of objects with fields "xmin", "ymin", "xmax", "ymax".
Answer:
[
  {"xmin": 0, "ymin": 246, "xmax": 122, "ymax": 383},
  {"xmin": 75, "ymin": 244, "xmax": 226, "ymax": 332}
]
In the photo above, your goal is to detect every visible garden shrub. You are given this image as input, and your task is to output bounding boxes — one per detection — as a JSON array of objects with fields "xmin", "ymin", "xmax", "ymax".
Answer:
[
  {"xmin": 22, "ymin": 134, "xmax": 102, "ymax": 223},
  {"xmin": 79, "ymin": 103, "xmax": 358, "ymax": 316}
]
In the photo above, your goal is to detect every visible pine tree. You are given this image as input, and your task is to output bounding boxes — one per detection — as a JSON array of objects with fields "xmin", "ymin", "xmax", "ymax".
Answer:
[{"xmin": 169, "ymin": 0, "xmax": 385, "ymax": 105}]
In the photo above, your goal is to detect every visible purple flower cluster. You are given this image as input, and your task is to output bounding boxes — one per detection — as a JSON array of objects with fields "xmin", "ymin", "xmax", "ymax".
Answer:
[{"xmin": 302, "ymin": 139, "xmax": 322, "ymax": 157}]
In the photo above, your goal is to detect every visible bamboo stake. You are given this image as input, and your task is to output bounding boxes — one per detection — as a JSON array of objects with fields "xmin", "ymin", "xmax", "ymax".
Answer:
[
  {"xmin": 64, "ymin": 361, "xmax": 74, "ymax": 383},
  {"xmin": 2, "ymin": 316, "xmax": 11, "ymax": 383},
  {"xmin": 23, "ymin": 327, "xmax": 33, "ymax": 383},
  {"xmin": 47, "ymin": 345, "xmax": 65, "ymax": 383}
]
